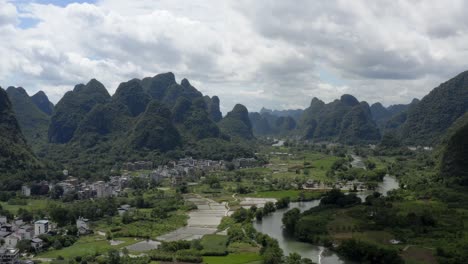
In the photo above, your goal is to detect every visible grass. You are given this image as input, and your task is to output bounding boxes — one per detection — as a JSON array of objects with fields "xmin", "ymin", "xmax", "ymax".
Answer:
[
  {"xmin": 204, "ymin": 253, "xmax": 263, "ymax": 264},
  {"xmin": 94, "ymin": 212, "xmax": 188, "ymax": 239},
  {"xmin": 401, "ymin": 246, "xmax": 437, "ymax": 264},
  {"xmin": 0, "ymin": 199, "xmax": 50, "ymax": 213},
  {"xmin": 201, "ymin": 235, "xmax": 228, "ymax": 253},
  {"xmin": 37, "ymin": 235, "xmax": 139, "ymax": 259}
]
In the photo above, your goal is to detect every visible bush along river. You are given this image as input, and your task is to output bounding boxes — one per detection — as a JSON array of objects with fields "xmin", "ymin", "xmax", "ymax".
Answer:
[{"xmin": 253, "ymin": 174, "xmax": 400, "ymax": 264}]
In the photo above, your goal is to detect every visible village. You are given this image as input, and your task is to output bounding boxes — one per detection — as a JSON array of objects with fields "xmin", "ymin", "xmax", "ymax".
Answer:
[
  {"xmin": 20, "ymin": 157, "xmax": 259, "ymax": 200},
  {"xmin": 0, "ymin": 152, "xmax": 381, "ymax": 263},
  {"xmin": 0, "ymin": 157, "xmax": 259, "ymax": 263}
]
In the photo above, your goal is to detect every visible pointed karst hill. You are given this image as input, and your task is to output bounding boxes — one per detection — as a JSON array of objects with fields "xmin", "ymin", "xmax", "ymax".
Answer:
[
  {"xmin": 172, "ymin": 97, "xmax": 220, "ymax": 140},
  {"xmin": 31, "ymin": 91, "xmax": 54, "ymax": 116},
  {"xmin": 299, "ymin": 97, "xmax": 325, "ymax": 139},
  {"xmin": 371, "ymin": 99, "xmax": 419, "ymax": 129},
  {"xmin": 204, "ymin": 95, "xmax": 222, "ymax": 122},
  {"xmin": 439, "ymin": 112, "xmax": 468, "ymax": 186},
  {"xmin": 400, "ymin": 70, "xmax": 468, "ymax": 145},
  {"xmin": 162, "ymin": 78, "xmax": 203, "ymax": 108},
  {"xmin": 299, "ymin": 95, "xmax": 380, "ymax": 143},
  {"xmin": 339, "ymin": 102, "xmax": 381, "ymax": 144},
  {"xmin": 0, "ymin": 87, "xmax": 41, "ymax": 175},
  {"xmin": 49, "ymin": 79, "xmax": 111, "ymax": 143},
  {"xmin": 370, "ymin": 102, "xmax": 391, "ymax": 127},
  {"xmin": 140, "ymin": 72, "xmax": 177, "ymax": 100},
  {"xmin": 6, "ymin": 86, "xmax": 50, "ymax": 150},
  {"xmin": 383, "ymin": 99, "xmax": 420, "ymax": 133},
  {"xmin": 249, "ymin": 110, "xmax": 297, "ymax": 136},
  {"xmin": 249, "ymin": 112, "xmax": 272, "ymax": 136},
  {"xmin": 112, "ymin": 79, "xmax": 151, "ymax": 117},
  {"xmin": 130, "ymin": 101, "xmax": 181, "ymax": 151},
  {"xmin": 276, "ymin": 116, "xmax": 297, "ymax": 133},
  {"xmin": 219, "ymin": 104, "xmax": 254, "ymax": 140}
]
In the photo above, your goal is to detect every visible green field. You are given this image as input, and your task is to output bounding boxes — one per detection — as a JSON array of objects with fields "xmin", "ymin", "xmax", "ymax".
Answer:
[
  {"xmin": 201, "ymin": 234, "xmax": 228, "ymax": 253},
  {"xmin": 0, "ymin": 199, "xmax": 49, "ymax": 213},
  {"xmin": 204, "ymin": 253, "xmax": 263, "ymax": 264},
  {"xmin": 37, "ymin": 236, "xmax": 139, "ymax": 259},
  {"xmin": 93, "ymin": 211, "xmax": 188, "ymax": 239}
]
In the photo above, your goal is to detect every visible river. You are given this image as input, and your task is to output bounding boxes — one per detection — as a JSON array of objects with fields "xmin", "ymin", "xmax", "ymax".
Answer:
[{"xmin": 253, "ymin": 174, "xmax": 400, "ymax": 264}]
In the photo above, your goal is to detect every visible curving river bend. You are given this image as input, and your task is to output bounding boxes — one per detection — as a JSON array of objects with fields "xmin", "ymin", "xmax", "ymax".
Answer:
[{"xmin": 253, "ymin": 174, "xmax": 400, "ymax": 264}]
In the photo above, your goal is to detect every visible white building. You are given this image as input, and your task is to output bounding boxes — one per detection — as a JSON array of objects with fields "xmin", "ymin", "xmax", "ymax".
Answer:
[
  {"xmin": 4, "ymin": 233, "xmax": 21, "ymax": 248},
  {"xmin": 76, "ymin": 217, "xmax": 90, "ymax": 235},
  {"xmin": 34, "ymin": 220, "xmax": 49, "ymax": 236},
  {"xmin": 21, "ymin": 185, "xmax": 31, "ymax": 197}
]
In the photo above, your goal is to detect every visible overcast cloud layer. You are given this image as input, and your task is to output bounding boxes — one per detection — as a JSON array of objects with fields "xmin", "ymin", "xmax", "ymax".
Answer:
[{"xmin": 1, "ymin": 0, "xmax": 468, "ymax": 113}]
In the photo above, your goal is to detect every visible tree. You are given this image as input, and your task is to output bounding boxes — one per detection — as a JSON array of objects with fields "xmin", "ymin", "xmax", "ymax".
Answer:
[
  {"xmin": 263, "ymin": 202, "xmax": 276, "ymax": 215},
  {"xmin": 122, "ymin": 211, "xmax": 133, "ymax": 224},
  {"xmin": 285, "ymin": 252, "xmax": 302, "ymax": 264},
  {"xmin": 50, "ymin": 185, "xmax": 64, "ymax": 199},
  {"xmin": 255, "ymin": 209, "xmax": 264, "ymax": 221},
  {"xmin": 53, "ymin": 240, "xmax": 63, "ymax": 250},
  {"xmin": 16, "ymin": 239, "xmax": 32, "ymax": 253},
  {"xmin": 151, "ymin": 207, "xmax": 168, "ymax": 219},
  {"xmin": 108, "ymin": 249, "xmax": 121, "ymax": 264},
  {"xmin": 282, "ymin": 208, "xmax": 300, "ymax": 234},
  {"xmin": 263, "ymin": 246, "xmax": 283, "ymax": 264},
  {"xmin": 276, "ymin": 197, "xmax": 290, "ymax": 209}
]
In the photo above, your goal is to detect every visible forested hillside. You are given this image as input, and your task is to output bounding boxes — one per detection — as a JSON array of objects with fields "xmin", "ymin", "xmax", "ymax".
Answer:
[{"xmin": 400, "ymin": 71, "xmax": 468, "ymax": 145}]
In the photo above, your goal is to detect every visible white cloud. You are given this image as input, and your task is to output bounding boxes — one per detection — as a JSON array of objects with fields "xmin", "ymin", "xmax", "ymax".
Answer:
[{"xmin": 1, "ymin": 0, "xmax": 468, "ymax": 111}]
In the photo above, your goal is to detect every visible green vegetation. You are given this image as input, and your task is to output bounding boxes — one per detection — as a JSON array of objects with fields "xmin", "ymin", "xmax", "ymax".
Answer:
[
  {"xmin": 6, "ymin": 86, "xmax": 51, "ymax": 151},
  {"xmin": 49, "ymin": 79, "xmax": 111, "ymax": 143},
  {"xmin": 37, "ymin": 236, "xmax": 138, "ymax": 259},
  {"xmin": 298, "ymin": 95, "xmax": 380, "ymax": 144},
  {"xmin": 31, "ymin": 90, "xmax": 54, "ymax": 116},
  {"xmin": 204, "ymin": 253, "xmax": 263, "ymax": 264},
  {"xmin": 400, "ymin": 70, "xmax": 468, "ymax": 145},
  {"xmin": 219, "ymin": 104, "xmax": 254, "ymax": 140},
  {"xmin": 249, "ymin": 112, "xmax": 297, "ymax": 137},
  {"xmin": 439, "ymin": 112, "xmax": 468, "ymax": 186},
  {"xmin": 0, "ymin": 87, "xmax": 46, "ymax": 189}
]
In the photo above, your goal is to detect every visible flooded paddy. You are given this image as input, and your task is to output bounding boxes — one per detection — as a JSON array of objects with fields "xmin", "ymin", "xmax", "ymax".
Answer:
[{"xmin": 156, "ymin": 195, "xmax": 228, "ymax": 241}]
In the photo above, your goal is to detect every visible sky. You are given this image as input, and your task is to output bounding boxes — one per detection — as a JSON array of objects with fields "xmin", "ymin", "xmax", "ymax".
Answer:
[{"xmin": 1, "ymin": 0, "xmax": 468, "ymax": 113}]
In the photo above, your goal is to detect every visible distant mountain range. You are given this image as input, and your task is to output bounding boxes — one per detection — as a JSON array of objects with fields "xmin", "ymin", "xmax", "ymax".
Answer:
[
  {"xmin": 249, "ymin": 71, "xmax": 468, "ymax": 145},
  {"xmin": 19, "ymin": 73, "xmax": 254, "ymax": 175},
  {"xmin": 1, "ymin": 70, "xmax": 468, "ymax": 179}
]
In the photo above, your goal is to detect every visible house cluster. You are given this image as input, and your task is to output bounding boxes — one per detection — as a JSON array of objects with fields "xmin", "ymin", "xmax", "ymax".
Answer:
[
  {"xmin": 0, "ymin": 217, "xmax": 50, "ymax": 263},
  {"xmin": 407, "ymin": 146, "xmax": 433, "ymax": 151},
  {"xmin": 21, "ymin": 157, "xmax": 259, "ymax": 200},
  {"xmin": 149, "ymin": 157, "xmax": 227, "ymax": 185},
  {"xmin": 22, "ymin": 175, "xmax": 130, "ymax": 200},
  {"xmin": 148, "ymin": 157, "xmax": 258, "ymax": 185},
  {"xmin": 302, "ymin": 179, "xmax": 367, "ymax": 191},
  {"xmin": 0, "ymin": 215, "xmax": 92, "ymax": 263}
]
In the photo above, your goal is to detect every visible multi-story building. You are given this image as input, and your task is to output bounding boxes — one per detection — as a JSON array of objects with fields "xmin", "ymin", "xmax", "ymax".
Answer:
[
  {"xmin": 0, "ymin": 248, "xmax": 19, "ymax": 264},
  {"xmin": 34, "ymin": 220, "xmax": 49, "ymax": 236},
  {"xmin": 4, "ymin": 233, "xmax": 21, "ymax": 248}
]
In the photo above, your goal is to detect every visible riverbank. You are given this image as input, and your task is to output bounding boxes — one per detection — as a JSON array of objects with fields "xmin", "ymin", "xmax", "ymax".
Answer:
[{"xmin": 252, "ymin": 175, "xmax": 400, "ymax": 264}]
